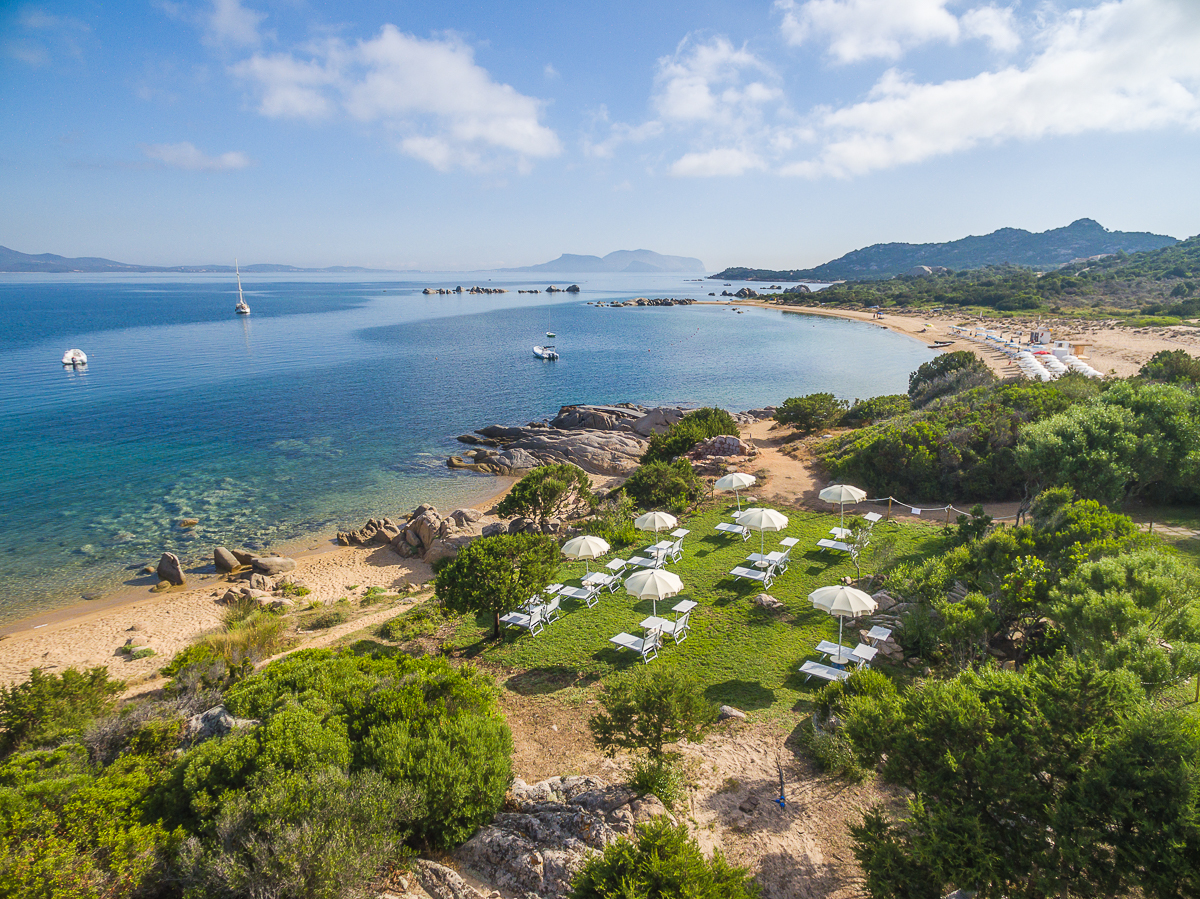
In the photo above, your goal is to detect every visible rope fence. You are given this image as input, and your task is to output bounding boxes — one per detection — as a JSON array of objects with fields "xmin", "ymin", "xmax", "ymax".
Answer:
[{"xmin": 855, "ymin": 496, "xmax": 1023, "ymax": 524}]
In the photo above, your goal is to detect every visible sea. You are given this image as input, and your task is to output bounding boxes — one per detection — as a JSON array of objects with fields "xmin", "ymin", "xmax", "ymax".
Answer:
[{"xmin": 0, "ymin": 271, "xmax": 930, "ymax": 624}]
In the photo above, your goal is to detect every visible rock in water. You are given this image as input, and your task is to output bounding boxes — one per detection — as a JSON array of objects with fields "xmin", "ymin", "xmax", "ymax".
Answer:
[
  {"xmin": 156, "ymin": 552, "xmax": 185, "ymax": 586},
  {"xmin": 214, "ymin": 546, "xmax": 238, "ymax": 573},
  {"xmin": 251, "ymin": 556, "xmax": 296, "ymax": 576}
]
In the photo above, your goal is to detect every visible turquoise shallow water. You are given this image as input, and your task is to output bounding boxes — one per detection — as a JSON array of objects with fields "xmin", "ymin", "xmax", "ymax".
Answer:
[{"xmin": 0, "ymin": 271, "xmax": 930, "ymax": 622}]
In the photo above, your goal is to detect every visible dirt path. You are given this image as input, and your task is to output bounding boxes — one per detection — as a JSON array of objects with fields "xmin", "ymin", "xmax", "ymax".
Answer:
[{"xmin": 742, "ymin": 418, "xmax": 828, "ymax": 508}]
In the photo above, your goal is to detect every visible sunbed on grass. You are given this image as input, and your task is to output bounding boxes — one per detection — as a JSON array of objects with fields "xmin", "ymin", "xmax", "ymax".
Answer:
[{"xmin": 799, "ymin": 659, "xmax": 849, "ymax": 683}]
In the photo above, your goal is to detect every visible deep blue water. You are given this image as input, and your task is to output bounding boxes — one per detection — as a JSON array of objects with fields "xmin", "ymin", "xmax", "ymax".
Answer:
[{"xmin": 0, "ymin": 271, "xmax": 930, "ymax": 622}]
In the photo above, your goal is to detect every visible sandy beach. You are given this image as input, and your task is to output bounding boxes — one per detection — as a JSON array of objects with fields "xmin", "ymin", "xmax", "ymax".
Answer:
[{"xmin": 702, "ymin": 299, "xmax": 1200, "ymax": 379}]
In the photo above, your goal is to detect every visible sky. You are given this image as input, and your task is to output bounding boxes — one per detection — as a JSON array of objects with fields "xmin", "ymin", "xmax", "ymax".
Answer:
[{"xmin": 2, "ymin": 0, "xmax": 1199, "ymax": 270}]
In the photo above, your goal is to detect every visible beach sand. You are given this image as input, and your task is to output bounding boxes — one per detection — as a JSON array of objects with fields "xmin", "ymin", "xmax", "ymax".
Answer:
[
  {"xmin": 702, "ymin": 299, "xmax": 1200, "ymax": 379},
  {"xmin": 0, "ymin": 477, "xmax": 516, "ymax": 690}
]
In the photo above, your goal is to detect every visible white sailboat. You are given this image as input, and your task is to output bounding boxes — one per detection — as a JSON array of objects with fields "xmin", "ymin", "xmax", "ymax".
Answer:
[
  {"xmin": 546, "ymin": 305, "xmax": 555, "ymax": 338},
  {"xmin": 234, "ymin": 260, "xmax": 251, "ymax": 315}
]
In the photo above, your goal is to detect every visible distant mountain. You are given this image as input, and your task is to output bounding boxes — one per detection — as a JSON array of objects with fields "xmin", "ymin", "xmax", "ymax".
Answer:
[
  {"xmin": 511, "ymin": 249, "xmax": 705, "ymax": 274},
  {"xmin": 0, "ymin": 245, "xmax": 394, "ymax": 273},
  {"xmin": 710, "ymin": 219, "xmax": 1178, "ymax": 282}
]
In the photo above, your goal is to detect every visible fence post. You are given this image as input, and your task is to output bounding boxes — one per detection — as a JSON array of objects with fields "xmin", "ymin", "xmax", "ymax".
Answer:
[
  {"xmin": 945, "ymin": 506, "xmax": 951, "ymax": 525},
  {"xmin": 887, "ymin": 496, "xmax": 893, "ymax": 521}
]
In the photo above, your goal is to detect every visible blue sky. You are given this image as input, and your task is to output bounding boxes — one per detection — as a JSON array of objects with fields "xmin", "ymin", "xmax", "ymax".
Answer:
[{"xmin": 2, "ymin": 0, "xmax": 1199, "ymax": 270}]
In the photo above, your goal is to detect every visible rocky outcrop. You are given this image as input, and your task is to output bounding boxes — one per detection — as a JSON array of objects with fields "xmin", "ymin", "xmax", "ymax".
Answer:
[
  {"xmin": 213, "ymin": 546, "xmax": 239, "ymax": 573},
  {"xmin": 156, "ymin": 552, "xmax": 185, "ymax": 586},
  {"xmin": 424, "ymin": 286, "xmax": 508, "ymax": 295},
  {"xmin": 332, "ymin": 505, "xmax": 491, "ymax": 565},
  {"xmin": 251, "ymin": 555, "xmax": 296, "ymax": 576},
  {"xmin": 411, "ymin": 860, "xmax": 489, "ymax": 899},
  {"xmin": 185, "ymin": 704, "xmax": 258, "ymax": 744},
  {"xmin": 591, "ymin": 297, "xmax": 694, "ymax": 308},
  {"xmin": 449, "ymin": 404, "xmax": 689, "ymax": 476},
  {"xmin": 734, "ymin": 287, "xmax": 758, "ymax": 299},
  {"xmin": 784, "ymin": 284, "xmax": 811, "ymax": 294},
  {"xmin": 687, "ymin": 434, "xmax": 755, "ymax": 459},
  {"xmin": 455, "ymin": 775, "xmax": 675, "ymax": 899}
]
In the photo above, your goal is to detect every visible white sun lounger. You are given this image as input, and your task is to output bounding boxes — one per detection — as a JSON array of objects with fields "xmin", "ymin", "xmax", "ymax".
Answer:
[
  {"xmin": 716, "ymin": 522, "xmax": 751, "ymax": 541},
  {"xmin": 864, "ymin": 512, "xmax": 882, "ymax": 524},
  {"xmin": 816, "ymin": 538, "xmax": 852, "ymax": 553},
  {"xmin": 610, "ymin": 626, "xmax": 662, "ymax": 664},
  {"xmin": 799, "ymin": 660, "xmax": 850, "ymax": 683},
  {"xmin": 730, "ymin": 565, "xmax": 775, "ymax": 588},
  {"xmin": 558, "ymin": 584, "xmax": 601, "ymax": 608},
  {"xmin": 499, "ymin": 605, "xmax": 547, "ymax": 635}
]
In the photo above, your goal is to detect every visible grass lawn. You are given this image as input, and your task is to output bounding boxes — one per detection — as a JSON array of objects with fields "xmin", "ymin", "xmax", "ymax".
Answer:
[{"xmin": 448, "ymin": 502, "xmax": 947, "ymax": 721}]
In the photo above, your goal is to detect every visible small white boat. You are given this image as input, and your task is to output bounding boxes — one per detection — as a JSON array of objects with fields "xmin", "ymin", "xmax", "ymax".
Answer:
[
  {"xmin": 234, "ymin": 259, "xmax": 251, "ymax": 314},
  {"xmin": 61, "ymin": 348, "xmax": 87, "ymax": 366},
  {"xmin": 533, "ymin": 345, "xmax": 559, "ymax": 360}
]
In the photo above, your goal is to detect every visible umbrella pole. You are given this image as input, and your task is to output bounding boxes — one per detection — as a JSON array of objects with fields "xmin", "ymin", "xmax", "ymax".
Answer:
[{"xmin": 838, "ymin": 614, "xmax": 844, "ymax": 650}]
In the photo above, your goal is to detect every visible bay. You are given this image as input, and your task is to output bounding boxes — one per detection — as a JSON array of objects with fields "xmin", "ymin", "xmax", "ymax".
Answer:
[{"xmin": 0, "ymin": 271, "xmax": 929, "ymax": 623}]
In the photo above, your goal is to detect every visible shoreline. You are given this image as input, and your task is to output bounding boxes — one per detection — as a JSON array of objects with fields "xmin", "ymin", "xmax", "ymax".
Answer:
[
  {"xmin": 0, "ymin": 475, "xmax": 517, "ymax": 685},
  {"xmin": 698, "ymin": 298, "xmax": 1200, "ymax": 379}
]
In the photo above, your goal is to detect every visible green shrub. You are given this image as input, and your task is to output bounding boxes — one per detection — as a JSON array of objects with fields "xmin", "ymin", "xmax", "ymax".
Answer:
[
  {"xmin": 569, "ymin": 819, "xmax": 759, "ymax": 899},
  {"xmin": 907, "ymin": 350, "xmax": 995, "ymax": 407},
  {"xmin": 589, "ymin": 666, "xmax": 717, "ymax": 762},
  {"xmin": 628, "ymin": 756, "xmax": 686, "ymax": 808},
  {"xmin": 308, "ymin": 609, "xmax": 349, "ymax": 630},
  {"xmin": 0, "ymin": 667, "xmax": 123, "ymax": 757},
  {"xmin": 177, "ymin": 768, "xmax": 417, "ymax": 899},
  {"xmin": 641, "ymin": 407, "xmax": 739, "ymax": 464},
  {"xmin": 623, "ymin": 459, "xmax": 705, "ymax": 512},
  {"xmin": 773, "ymin": 392, "xmax": 849, "ymax": 434},
  {"xmin": 497, "ymin": 464, "xmax": 597, "ymax": 525},
  {"xmin": 582, "ymin": 493, "xmax": 639, "ymax": 548},
  {"xmin": 279, "ymin": 581, "xmax": 311, "ymax": 598},
  {"xmin": 168, "ymin": 650, "xmax": 513, "ymax": 849},
  {"xmin": 1140, "ymin": 348, "xmax": 1200, "ymax": 383},
  {"xmin": 841, "ymin": 394, "xmax": 911, "ymax": 426}
]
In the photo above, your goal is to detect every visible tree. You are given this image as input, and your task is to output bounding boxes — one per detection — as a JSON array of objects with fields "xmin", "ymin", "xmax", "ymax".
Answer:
[
  {"xmin": 588, "ymin": 666, "xmax": 716, "ymax": 762},
  {"xmin": 773, "ymin": 392, "xmax": 848, "ymax": 434},
  {"xmin": 497, "ymin": 463, "xmax": 596, "ymax": 526},
  {"xmin": 843, "ymin": 660, "xmax": 1200, "ymax": 899},
  {"xmin": 569, "ymin": 819, "xmax": 759, "ymax": 899},
  {"xmin": 622, "ymin": 459, "xmax": 705, "ymax": 512},
  {"xmin": 435, "ymin": 533, "xmax": 559, "ymax": 637}
]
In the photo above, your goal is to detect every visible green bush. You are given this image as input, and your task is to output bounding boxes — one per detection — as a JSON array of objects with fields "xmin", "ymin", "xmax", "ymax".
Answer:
[
  {"xmin": 167, "ymin": 650, "xmax": 512, "ymax": 849},
  {"xmin": 0, "ymin": 667, "xmax": 123, "ymax": 757},
  {"xmin": 841, "ymin": 394, "xmax": 911, "ymax": 426},
  {"xmin": 641, "ymin": 407, "xmax": 739, "ymax": 464},
  {"xmin": 569, "ymin": 819, "xmax": 759, "ymax": 899},
  {"xmin": 582, "ymin": 493, "xmax": 639, "ymax": 548},
  {"xmin": 0, "ymin": 744, "xmax": 180, "ymax": 899},
  {"xmin": 907, "ymin": 350, "xmax": 995, "ymax": 407},
  {"xmin": 623, "ymin": 459, "xmax": 705, "ymax": 512},
  {"xmin": 589, "ymin": 666, "xmax": 717, "ymax": 762},
  {"xmin": 498, "ymin": 463, "xmax": 597, "ymax": 525},
  {"xmin": 1140, "ymin": 348, "xmax": 1200, "ymax": 383},
  {"xmin": 436, "ymin": 533, "xmax": 559, "ymax": 637},
  {"xmin": 177, "ymin": 768, "xmax": 417, "ymax": 899},
  {"xmin": 773, "ymin": 392, "xmax": 849, "ymax": 434},
  {"xmin": 628, "ymin": 756, "xmax": 686, "ymax": 808}
]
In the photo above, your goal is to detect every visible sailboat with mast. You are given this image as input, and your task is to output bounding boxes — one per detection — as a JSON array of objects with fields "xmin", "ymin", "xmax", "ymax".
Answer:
[{"xmin": 234, "ymin": 260, "xmax": 251, "ymax": 315}]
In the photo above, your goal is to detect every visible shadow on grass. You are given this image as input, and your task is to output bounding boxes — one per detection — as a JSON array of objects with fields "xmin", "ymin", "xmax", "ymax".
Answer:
[
  {"xmin": 705, "ymin": 679, "xmax": 776, "ymax": 709},
  {"xmin": 345, "ymin": 639, "xmax": 400, "ymax": 658},
  {"xmin": 505, "ymin": 665, "xmax": 595, "ymax": 695}
]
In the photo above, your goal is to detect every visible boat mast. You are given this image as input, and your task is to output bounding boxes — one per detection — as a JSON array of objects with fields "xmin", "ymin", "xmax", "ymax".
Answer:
[{"xmin": 236, "ymin": 259, "xmax": 245, "ymax": 304}]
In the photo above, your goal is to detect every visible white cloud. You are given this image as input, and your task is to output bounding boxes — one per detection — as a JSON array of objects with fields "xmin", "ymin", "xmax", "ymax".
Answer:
[
  {"xmin": 232, "ymin": 26, "xmax": 561, "ymax": 172},
  {"xmin": 653, "ymin": 36, "xmax": 780, "ymax": 126},
  {"xmin": 142, "ymin": 141, "xmax": 251, "ymax": 170},
  {"xmin": 205, "ymin": 0, "xmax": 264, "ymax": 48},
  {"xmin": 776, "ymin": 0, "xmax": 961, "ymax": 61},
  {"xmin": 670, "ymin": 147, "xmax": 766, "ymax": 176},
  {"xmin": 790, "ymin": 0, "xmax": 1200, "ymax": 177},
  {"xmin": 962, "ymin": 5, "xmax": 1021, "ymax": 53}
]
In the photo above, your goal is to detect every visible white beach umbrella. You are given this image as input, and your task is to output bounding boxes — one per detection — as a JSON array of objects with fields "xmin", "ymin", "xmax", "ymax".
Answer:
[
  {"xmin": 561, "ymin": 535, "xmax": 610, "ymax": 574},
  {"xmin": 819, "ymin": 484, "xmax": 867, "ymax": 530},
  {"xmin": 737, "ymin": 507, "xmax": 789, "ymax": 556},
  {"xmin": 634, "ymin": 510, "xmax": 678, "ymax": 538},
  {"xmin": 809, "ymin": 585, "xmax": 878, "ymax": 651},
  {"xmin": 715, "ymin": 472, "xmax": 757, "ymax": 512},
  {"xmin": 625, "ymin": 567, "xmax": 684, "ymax": 617}
]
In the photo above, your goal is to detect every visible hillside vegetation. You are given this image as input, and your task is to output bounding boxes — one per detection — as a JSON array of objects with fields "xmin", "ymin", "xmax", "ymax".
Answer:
[{"xmin": 711, "ymin": 218, "xmax": 1176, "ymax": 282}]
